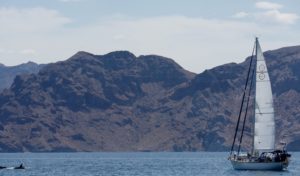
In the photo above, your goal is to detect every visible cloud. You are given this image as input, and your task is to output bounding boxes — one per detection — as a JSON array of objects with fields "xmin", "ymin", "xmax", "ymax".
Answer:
[
  {"xmin": 254, "ymin": 1, "xmax": 298, "ymax": 24},
  {"xmin": 256, "ymin": 10, "xmax": 299, "ymax": 24},
  {"xmin": 233, "ymin": 12, "xmax": 249, "ymax": 18},
  {"xmin": 2, "ymin": 13, "xmax": 299, "ymax": 72},
  {"xmin": 233, "ymin": 1, "xmax": 299, "ymax": 25},
  {"xmin": 255, "ymin": 1, "xmax": 282, "ymax": 10},
  {"xmin": 0, "ymin": 7, "xmax": 71, "ymax": 33},
  {"xmin": 0, "ymin": 6, "xmax": 299, "ymax": 72},
  {"xmin": 20, "ymin": 49, "xmax": 37, "ymax": 55}
]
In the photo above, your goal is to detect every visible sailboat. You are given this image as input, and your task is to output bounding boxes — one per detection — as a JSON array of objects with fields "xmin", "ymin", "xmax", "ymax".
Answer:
[{"xmin": 228, "ymin": 38, "xmax": 291, "ymax": 170}]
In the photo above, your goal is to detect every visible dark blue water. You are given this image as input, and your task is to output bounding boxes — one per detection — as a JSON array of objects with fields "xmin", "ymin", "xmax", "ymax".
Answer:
[{"xmin": 0, "ymin": 152, "xmax": 298, "ymax": 175}]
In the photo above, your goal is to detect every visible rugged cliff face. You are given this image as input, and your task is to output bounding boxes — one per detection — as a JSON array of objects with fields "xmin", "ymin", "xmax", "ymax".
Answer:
[
  {"xmin": 0, "ymin": 51, "xmax": 195, "ymax": 151},
  {"xmin": 0, "ymin": 46, "xmax": 299, "ymax": 152}
]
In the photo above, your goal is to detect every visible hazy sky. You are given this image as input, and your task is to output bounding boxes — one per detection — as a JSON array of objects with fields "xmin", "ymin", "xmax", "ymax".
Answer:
[{"xmin": 0, "ymin": 0, "xmax": 299, "ymax": 73}]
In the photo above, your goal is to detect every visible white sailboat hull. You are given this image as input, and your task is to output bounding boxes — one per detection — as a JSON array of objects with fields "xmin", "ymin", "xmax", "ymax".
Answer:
[{"xmin": 231, "ymin": 160, "xmax": 288, "ymax": 171}]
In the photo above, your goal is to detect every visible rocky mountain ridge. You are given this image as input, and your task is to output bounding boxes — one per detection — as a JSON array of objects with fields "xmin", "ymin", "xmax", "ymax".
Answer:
[{"xmin": 0, "ymin": 46, "xmax": 299, "ymax": 152}]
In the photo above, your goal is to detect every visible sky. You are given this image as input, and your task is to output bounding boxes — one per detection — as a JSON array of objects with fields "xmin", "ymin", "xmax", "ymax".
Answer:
[{"xmin": 0, "ymin": 0, "xmax": 299, "ymax": 73}]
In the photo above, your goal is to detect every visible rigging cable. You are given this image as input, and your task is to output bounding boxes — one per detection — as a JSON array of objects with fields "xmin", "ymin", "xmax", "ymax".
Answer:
[
  {"xmin": 237, "ymin": 51, "xmax": 256, "ymax": 154},
  {"xmin": 230, "ymin": 41, "xmax": 256, "ymax": 155}
]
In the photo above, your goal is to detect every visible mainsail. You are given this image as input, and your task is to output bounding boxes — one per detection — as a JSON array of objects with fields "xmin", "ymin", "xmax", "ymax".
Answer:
[{"xmin": 254, "ymin": 38, "xmax": 275, "ymax": 151}]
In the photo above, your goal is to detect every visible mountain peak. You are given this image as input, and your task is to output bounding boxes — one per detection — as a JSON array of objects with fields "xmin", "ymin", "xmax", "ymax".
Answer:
[
  {"xmin": 19, "ymin": 61, "xmax": 38, "ymax": 67},
  {"xmin": 72, "ymin": 51, "xmax": 94, "ymax": 58},
  {"xmin": 104, "ymin": 51, "xmax": 136, "ymax": 59}
]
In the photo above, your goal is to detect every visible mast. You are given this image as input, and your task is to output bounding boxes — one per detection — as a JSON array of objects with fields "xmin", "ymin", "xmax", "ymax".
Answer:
[
  {"xmin": 253, "ymin": 38, "xmax": 275, "ymax": 152},
  {"xmin": 230, "ymin": 40, "xmax": 255, "ymax": 155},
  {"xmin": 237, "ymin": 51, "xmax": 256, "ymax": 154}
]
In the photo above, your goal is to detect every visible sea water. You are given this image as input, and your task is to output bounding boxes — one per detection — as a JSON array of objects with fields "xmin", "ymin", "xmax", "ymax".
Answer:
[{"xmin": 0, "ymin": 152, "xmax": 298, "ymax": 176}]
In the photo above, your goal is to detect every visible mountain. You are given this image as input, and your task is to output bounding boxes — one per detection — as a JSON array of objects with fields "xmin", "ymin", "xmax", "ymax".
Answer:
[
  {"xmin": 0, "ymin": 51, "xmax": 195, "ymax": 151},
  {"xmin": 0, "ymin": 62, "xmax": 44, "ymax": 91},
  {"xmin": 0, "ymin": 47, "xmax": 299, "ymax": 152}
]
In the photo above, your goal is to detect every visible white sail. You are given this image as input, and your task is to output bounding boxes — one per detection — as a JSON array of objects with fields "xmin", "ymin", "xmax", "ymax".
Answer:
[{"xmin": 254, "ymin": 39, "xmax": 275, "ymax": 151}]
